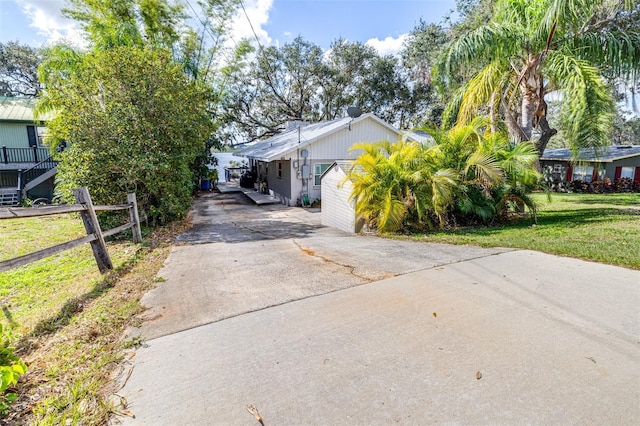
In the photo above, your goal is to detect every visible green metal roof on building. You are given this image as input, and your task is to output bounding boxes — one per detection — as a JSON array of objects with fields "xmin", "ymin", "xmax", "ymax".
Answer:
[{"xmin": 0, "ymin": 96, "xmax": 47, "ymax": 122}]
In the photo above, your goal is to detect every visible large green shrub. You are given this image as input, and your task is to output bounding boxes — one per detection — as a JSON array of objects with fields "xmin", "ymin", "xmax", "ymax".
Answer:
[{"xmin": 40, "ymin": 46, "xmax": 213, "ymax": 224}]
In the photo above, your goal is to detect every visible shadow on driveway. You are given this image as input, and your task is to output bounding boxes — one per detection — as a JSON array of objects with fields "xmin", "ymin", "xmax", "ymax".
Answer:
[{"xmin": 177, "ymin": 192, "xmax": 326, "ymax": 244}]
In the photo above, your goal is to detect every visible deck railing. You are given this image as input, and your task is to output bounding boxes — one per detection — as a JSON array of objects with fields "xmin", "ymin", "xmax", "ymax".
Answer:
[{"xmin": 1, "ymin": 146, "xmax": 50, "ymax": 164}]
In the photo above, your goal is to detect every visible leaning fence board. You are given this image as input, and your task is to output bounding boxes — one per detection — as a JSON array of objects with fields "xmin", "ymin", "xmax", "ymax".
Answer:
[
  {"xmin": 127, "ymin": 193, "xmax": 142, "ymax": 243},
  {"xmin": 0, "ymin": 204, "xmax": 86, "ymax": 219},
  {"xmin": 0, "ymin": 234, "xmax": 96, "ymax": 273},
  {"xmin": 74, "ymin": 187, "xmax": 113, "ymax": 273}
]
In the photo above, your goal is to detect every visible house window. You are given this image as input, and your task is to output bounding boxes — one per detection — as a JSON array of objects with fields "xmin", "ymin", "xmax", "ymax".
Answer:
[
  {"xmin": 277, "ymin": 162, "xmax": 282, "ymax": 179},
  {"xmin": 26, "ymin": 125, "xmax": 37, "ymax": 147},
  {"xmin": 620, "ymin": 167, "xmax": 634, "ymax": 179},
  {"xmin": 572, "ymin": 165, "xmax": 594, "ymax": 182},
  {"xmin": 37, "ymin": 126, "xmax": 47, "ymax": 145},
  {"xmin": 314, "ymin": 163, "xmax": 331, "ymax": 186}
]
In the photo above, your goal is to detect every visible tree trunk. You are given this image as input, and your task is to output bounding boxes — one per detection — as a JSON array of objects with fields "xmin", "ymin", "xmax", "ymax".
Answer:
[
  {"xmin": 501, "ymin": 101, "xmax": 526, "ymax": 142},
  {"xmin": 534, "ymin": 115, "xmax": 558, "ymax": 156},
  {"xmin": 489, "ymin": 91, "xmax": 497, "ymax": 133},
  {"xmin": 520, "ymin": 91, "xmax": 535, "ymax": 140},
  {"xmin": 533, "ymin": 98, "xmax": 557, "ymax": 156}
]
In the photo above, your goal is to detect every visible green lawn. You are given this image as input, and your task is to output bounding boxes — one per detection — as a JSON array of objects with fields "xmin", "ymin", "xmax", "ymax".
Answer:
[
  {"xmin": 400, "ymin": 193, "xmax": 640, "ymax": 270},
  {"xmin": 0, "ymin": 214, "xmax": 136, "ymax": 333}
]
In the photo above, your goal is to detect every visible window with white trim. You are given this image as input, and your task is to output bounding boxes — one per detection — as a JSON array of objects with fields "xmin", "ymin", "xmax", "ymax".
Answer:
[
  {"xmin": 620, "ymin": 166, "xmax": 634, "ymax": 179},
  {"xmin": 572, "ymin": 165, "xmax": 594, "ymax": 182},
  {"xmin": 314, "ymin": 163, "xmax": 331, "ymax": 186}
]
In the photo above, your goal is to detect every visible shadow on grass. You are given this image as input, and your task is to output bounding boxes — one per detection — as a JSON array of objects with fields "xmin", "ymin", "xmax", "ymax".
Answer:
[
  {"xmin": 443, "ymin": 207, "xmax": 637, "ymax": 237},
  {"xmin": 538, "ymin": 207, "xmax": 638, "ymax": 225},
  {"xmin": 558, "ymin": 194, "xmax": 640, "ymax": 207}
]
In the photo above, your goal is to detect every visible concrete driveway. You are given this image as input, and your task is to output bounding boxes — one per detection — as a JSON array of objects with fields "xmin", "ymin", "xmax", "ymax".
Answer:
[{"xmin": 118, "ymin": 191, "xmax": 640, "ymax": 425}]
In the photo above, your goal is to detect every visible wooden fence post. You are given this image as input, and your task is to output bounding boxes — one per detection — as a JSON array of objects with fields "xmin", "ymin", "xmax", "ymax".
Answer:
[
  {"xmin": 127, "ymin": 192, "xmax": 142, "ymax": 243},
  {"xmin": 74, "ymin": 187, "xmax": 113, "ymax": 273}
]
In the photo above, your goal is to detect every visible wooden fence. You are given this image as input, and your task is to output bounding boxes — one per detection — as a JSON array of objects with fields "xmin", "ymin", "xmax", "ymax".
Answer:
[{"xmin": 0, "ymin": 187, "xmax": 142, "ymax": 274}]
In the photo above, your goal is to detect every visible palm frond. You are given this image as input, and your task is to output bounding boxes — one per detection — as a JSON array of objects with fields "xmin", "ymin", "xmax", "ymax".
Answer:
[
  {"xmin": 441, "ymin": 85, "xmax": 467, "ymax": 130},
  {"xmin": 545, "ymin": 49, "xmax": 615, "ymax": 154},
  {"xmin": 465, "ymin": 151, "xmax": 504, "ymax": 188},
  {"xmin": 458, "ymin": 63, "xmax": 508, "ymax": 124},
  {"xmin": 377, "ymin": 191, "xmax": 407, "ymax": 232},
  {"xmin": 443, "ymin": 24, "xmax": 525, "ymax": 78},
  {"xmin": 575, "ymin": 30, "xmax": 640, "ymax": 79}
]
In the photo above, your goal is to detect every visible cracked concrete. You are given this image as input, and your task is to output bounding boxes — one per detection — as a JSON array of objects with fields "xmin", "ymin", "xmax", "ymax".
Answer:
[
  {"xmin": 128, "ymin": 192, "xmax": 508, "ymax": 341},
  {"xmin": 292, "ymin": 239, "xmax": 375, "ymax": 282}
]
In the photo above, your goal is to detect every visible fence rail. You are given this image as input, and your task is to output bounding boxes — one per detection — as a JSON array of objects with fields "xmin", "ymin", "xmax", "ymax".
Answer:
[{"xmin": 0, "ymin": 187, "xmax": 142, "ymax": 274}]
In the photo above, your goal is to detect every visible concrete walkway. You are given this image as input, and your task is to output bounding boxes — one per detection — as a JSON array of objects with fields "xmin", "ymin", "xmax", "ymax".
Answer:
[
  {"xmin": 216, "ymin": 181, "xmax": 280, "ymax": 205},
  {"xmin": 117, "ymin": 192, "xmax": 640, "ymax": 425}
]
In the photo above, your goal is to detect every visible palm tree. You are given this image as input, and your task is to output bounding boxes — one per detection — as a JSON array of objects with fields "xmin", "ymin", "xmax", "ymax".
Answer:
[
  {"xmin": 347, "ymin": 121, "xmax": 540, "ymax": 232},
  {"xmin": 422, "ymin": 118, "xmax": 541, "ymax": 225},
  {"xmin": 439, "ymin": 0, "xmax": 640, "ymax": 155},
  {"xmin": 347, "ymin": 141, "xmax": 424, "ymax": 232}
]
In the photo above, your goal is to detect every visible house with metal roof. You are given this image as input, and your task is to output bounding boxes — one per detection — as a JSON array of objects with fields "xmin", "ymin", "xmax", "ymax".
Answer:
[
  {"xmin": 0, "ymin": 96, "xmax": 56, "ymax": 205},
  {"xmin": 235, "ymin": 113, "xmax": 409, "ymax": 207},
  {"xmin": 540, "ymin": 145, "xmax": 640, "ymax": 185}
]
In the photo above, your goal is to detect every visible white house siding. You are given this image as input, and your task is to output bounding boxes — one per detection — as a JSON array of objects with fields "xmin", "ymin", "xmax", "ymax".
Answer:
[
  {"xmin": 292, "ymin": 120, "xmax": 399, "ymax": 205},
  {"xmin": 321, "ymin": 163, "xmax": 362, "ymax": 233},
  {"xmin": 306, "ymin": 120, "xmax": 399, "ymax": 160}
]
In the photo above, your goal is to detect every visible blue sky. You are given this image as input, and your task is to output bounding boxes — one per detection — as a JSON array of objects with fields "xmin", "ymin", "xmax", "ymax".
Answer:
[{"xmin": 0, "ymin": 0, "xmax": 457, "ymax": 54}]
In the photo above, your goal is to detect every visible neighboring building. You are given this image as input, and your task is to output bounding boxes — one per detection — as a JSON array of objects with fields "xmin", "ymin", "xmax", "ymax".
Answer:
[
  {"xmin": 0, "ymin": 97, "xmax": 56, "ymax": 205},
  {"xmin": 235, "ymin": 113, "xmax": 409, "ymax": 207},
  {"xmin": 320, "ymin": 161, "xmax": 364, "ymax": 234},
  {"xmin": 540, "ymin": 145, "xmax": 640, "ymax": 185}
]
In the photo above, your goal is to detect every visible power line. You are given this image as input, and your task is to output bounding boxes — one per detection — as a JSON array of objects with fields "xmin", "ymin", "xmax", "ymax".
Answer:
[
  {"xmin": 183, "ymin": 0, "xmax": 237, "ymax": 71},
  {"xmin": 184, "ymin": 0, "xmax": 225, "ymax": 47},
  {"xmin": 239, "ymin": 0, "xmax": 263, "ymax": 50}
]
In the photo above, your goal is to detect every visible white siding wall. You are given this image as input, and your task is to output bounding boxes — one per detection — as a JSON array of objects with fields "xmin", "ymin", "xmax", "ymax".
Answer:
[
  {"xmin": 321, "ymin": 164, "xmax": 358, "ymax": 233},
  {"xmin": 307, "ymin": 120, "xmax": 399, "ymax": 160},
  {"xmin": 288, "ymin": 118, "xmax": 399, "ymax": 206}
]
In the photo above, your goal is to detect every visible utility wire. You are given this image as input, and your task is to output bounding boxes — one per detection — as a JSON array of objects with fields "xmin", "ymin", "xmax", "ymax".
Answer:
[{"xmin": 239, "ymin": 0, "xmax": 263, "ymax": 50}]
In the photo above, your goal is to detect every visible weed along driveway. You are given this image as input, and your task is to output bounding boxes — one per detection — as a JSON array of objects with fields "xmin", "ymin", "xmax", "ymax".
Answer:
[{"xmin": 118, "ymin": 191, "xmax": 640, "ymax": 425}]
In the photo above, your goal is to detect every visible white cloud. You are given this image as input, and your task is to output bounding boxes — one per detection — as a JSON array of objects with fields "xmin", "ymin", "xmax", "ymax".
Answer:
[
  {"xmin": 229, "ymin": 0, "xmax": 273, "ymax": 47},
  {"xmin": 16, "ymin": 0, "xmax": 87, "ymax": 48},
  {"xmin": 365, "ymin": 34, "xmax": 408, "ymax": 57},
  {"xmin": 15, "ymin": 0, "xmax": 277, "ymax": 51}
]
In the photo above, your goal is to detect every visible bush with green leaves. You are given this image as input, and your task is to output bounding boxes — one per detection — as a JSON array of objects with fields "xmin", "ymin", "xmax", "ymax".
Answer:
[
  {"xmin": 39, "ymin": 46, "xmax": 213, "ymax": 225},
  {"xmin": 347, "ymin": 119, "xmax": 541, "ymax": 232},
  {"xmin": 0, "ymin": 324, "xmax": 27, "ymax": 415}
]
